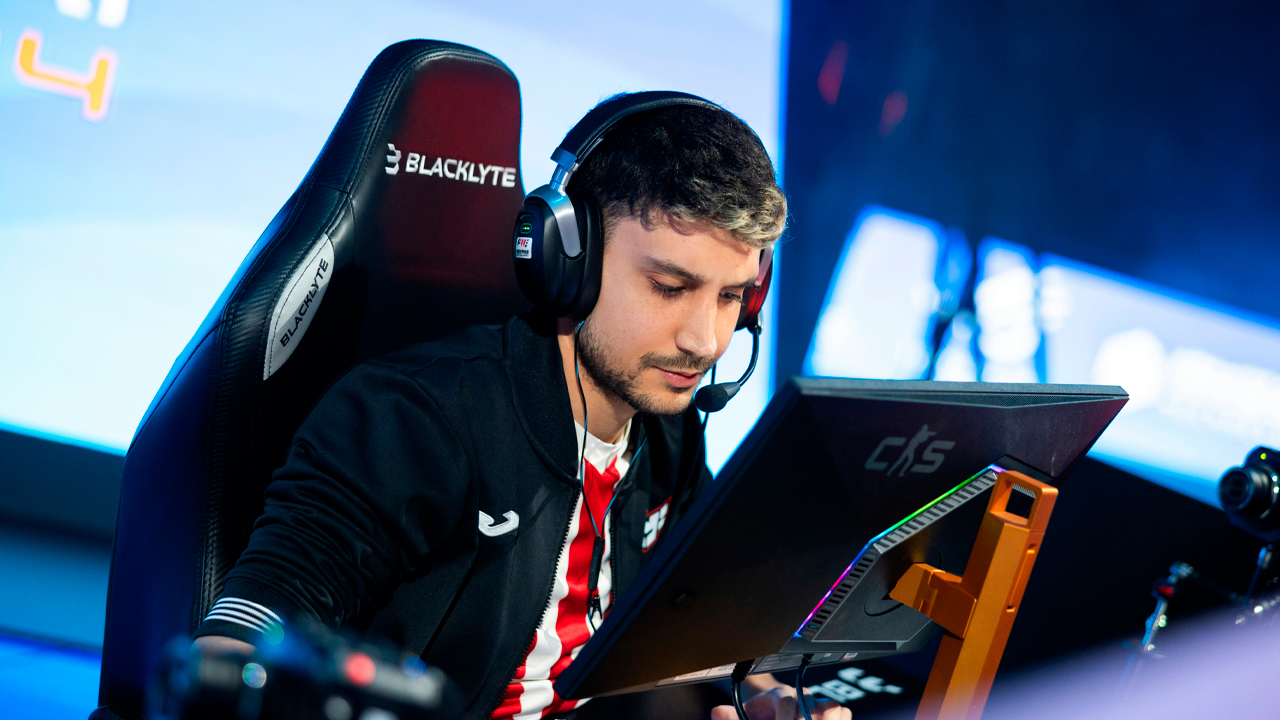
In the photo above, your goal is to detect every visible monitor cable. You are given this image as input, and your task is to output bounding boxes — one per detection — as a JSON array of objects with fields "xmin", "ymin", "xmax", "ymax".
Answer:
[
  {"xmin": 730, "ymin": 660, "xmax": 753, "ymax": 720},
  {"xmin": 794, "ymin": 654, "xmax": 815, "ymax": 720}
]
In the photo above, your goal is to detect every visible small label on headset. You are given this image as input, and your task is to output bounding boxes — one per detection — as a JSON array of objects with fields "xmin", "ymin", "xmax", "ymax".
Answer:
[{"xmin": 515, "ymin": 235, "xmax": 533, "ymax": 259}]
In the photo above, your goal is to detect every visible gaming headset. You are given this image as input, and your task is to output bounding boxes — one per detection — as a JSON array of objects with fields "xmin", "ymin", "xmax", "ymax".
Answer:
[
  {"xmin": 511, "ymin": 91, "xmax": 774, "ymax": 411},
  {"xmin": 511, "ymin": 91, "xmax": 773, "ymax": 328}
]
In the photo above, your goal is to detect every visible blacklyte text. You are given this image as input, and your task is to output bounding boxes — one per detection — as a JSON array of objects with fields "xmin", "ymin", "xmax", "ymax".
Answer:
[
  {"xmin": 278, "ymin": 257, "xmax": 330, "ymax": 348},
  {"xmin": 385, "ymin": 143, "xmax": 517, "ymax": 187}
]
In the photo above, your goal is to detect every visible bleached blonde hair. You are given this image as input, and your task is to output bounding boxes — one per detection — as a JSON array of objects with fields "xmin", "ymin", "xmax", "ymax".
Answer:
[{"xmin": 568, "ymin": 101, "xmax": 788, "ymax": 250}]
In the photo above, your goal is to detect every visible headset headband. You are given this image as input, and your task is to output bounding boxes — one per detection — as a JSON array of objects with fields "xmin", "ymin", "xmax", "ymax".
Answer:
[
  {"xmin": 531, "ymin": 92, "xmax": 724, "ymax": 260},
  {"xmin": 556, "ymin": 92, "xmax": 775, "ymax": 293},
  {"xmin": 547, "ymin": 91, "xmax": 725, "ymax": 192}
]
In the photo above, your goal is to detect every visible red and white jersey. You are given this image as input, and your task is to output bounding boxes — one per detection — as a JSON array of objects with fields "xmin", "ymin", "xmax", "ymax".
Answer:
[{"xmin": 491, "ymin": 422, "xmax": 631, "ymax": 720}]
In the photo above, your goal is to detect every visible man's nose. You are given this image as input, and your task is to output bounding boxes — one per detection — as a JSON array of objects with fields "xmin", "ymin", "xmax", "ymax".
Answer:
[{"xmin": 675, "ymin": 296, "xmax": 718, "ymax": 360}]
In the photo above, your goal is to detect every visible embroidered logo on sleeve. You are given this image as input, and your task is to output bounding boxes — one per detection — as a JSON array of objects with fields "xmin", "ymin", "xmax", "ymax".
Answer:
[
  {"xmin": 479, "ymin": 510, "xmax": 520, "ymax": 537},
  {"xmin": 642, "ymin": 500, "xmax": 670, "ymax": 551}
]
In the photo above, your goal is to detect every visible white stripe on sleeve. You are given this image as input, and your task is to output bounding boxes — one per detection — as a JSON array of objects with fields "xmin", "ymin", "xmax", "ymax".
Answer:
[{"xmin": 204, "ymin": 597, "xmax": 284, "ymax": 635}]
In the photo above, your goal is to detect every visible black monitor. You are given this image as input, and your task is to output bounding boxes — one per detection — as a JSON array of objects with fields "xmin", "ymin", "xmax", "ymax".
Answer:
[{"xmin": 555, "ymin": 378, "xmax": 1127, "ymax": 699}]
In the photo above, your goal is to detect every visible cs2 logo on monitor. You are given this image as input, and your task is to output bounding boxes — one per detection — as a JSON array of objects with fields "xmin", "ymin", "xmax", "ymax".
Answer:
[{"xmin": 865, "ymin": 425, "xmax": 955, "ymax": 476}]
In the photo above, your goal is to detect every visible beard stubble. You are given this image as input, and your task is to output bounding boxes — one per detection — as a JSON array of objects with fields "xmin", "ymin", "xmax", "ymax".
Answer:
[{"xmin": 575, "ymin": 317, "xmax": 715, "ymax": 417}]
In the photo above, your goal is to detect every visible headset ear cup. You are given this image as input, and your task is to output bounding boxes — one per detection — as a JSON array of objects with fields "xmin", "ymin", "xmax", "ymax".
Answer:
[
  {"xmin": 566, "ymin": 194, "xmax": 604, "ymax": 321},
  {"xmin": 513, "ymin": 190, "xmax": 603, "ymax": 318},
  {"xmin": 737, "ymin": 249, "xmax": 773, "ymax": 330},
  {"xmin": 514, "ymin": 195, "xmax": 560, "ymax": 311}
]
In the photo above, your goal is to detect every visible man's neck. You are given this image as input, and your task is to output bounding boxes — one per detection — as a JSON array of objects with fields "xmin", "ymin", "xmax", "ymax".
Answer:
[{"xmin": 557, "ymin": 317, "xmax": 636, "ymax": 445}]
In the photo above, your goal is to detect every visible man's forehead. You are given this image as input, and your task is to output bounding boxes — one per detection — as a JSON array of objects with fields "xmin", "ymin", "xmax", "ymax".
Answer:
[{"xmin": 614, "ymin": 218, "xmax": 758, "ymax": 279}]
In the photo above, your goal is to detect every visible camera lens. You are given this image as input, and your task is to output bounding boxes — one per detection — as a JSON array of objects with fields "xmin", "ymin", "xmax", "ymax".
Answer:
[{"xmin": 1219, "ymin": 466, "xmax": 1273, "ymax": 516}]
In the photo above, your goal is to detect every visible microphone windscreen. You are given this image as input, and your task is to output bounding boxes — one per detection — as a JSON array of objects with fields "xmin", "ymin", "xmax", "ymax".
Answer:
[{"xmin": 694, "ymin": 384, "xmax": 732, "ymax": 413}]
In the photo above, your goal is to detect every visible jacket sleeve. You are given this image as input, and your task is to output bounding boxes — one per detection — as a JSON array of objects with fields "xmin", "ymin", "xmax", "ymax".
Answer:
[{"xmin": 194, "ymin": 361, "xmax": 470, "ymax": 644}]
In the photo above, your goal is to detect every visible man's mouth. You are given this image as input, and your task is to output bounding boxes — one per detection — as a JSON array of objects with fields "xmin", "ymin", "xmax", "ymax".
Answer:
[{"xmin": 655, "ymin": 367, "xmax": 703, "ymax": 389}]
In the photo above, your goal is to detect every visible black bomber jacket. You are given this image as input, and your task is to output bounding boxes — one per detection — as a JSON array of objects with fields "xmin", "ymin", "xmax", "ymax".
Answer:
[{"xmin": 194, "ymin": 314, "xmax": 712, "ymax": 719}]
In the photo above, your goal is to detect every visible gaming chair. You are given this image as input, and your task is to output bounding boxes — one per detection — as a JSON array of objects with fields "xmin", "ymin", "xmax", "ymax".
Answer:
[{"xmin": 91, "ymin": 40, "xmax": 528, "ymax": 720}]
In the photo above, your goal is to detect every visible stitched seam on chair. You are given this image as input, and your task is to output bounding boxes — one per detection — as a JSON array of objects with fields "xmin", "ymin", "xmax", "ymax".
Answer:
[{"xmin": 196, "ymin": 182, "xmax": 319, "ymax": 629}]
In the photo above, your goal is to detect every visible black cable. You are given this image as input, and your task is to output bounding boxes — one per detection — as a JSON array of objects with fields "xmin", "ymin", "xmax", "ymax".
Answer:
[
  {"xmin": 795, "ymin": 655, "xmax": 814, "ymax": 720},
  {"xmin": 730, "ymin": 660, "xmax": 753, "ymax": 720},
  {"xmin": 573, "ymin": 321, "xmax": 589, "ymax": 494},
  {"xmin": 573, "ymin": 324, "xmax": 600, "ymax": 546},
  {"xmin": 574, "ymin": 322, "xmax": 652, "ymax": 632},
  {"xmin": 1245, "ymin": 544, "xmax": 1273, "ymax": 605},
  {"xmin": 731, "ymin": 681, "xmax": 749, "ymax": 720},
  {"xmin": 574, "ymin": 322, "xmax": 605, "ymax": 629}
]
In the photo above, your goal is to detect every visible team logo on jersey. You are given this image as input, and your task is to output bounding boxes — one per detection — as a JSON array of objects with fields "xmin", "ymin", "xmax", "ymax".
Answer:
[
  {"xmin": 864, "ymin": 425, "xmax": 955, "ymax": 476},
  {"xmin": 479, "ymin": 510, "xmax": 519, "ymax": 537},
  {"xmin": 642, "ymin": 500, "xmax": 670, "ymax": 551}
]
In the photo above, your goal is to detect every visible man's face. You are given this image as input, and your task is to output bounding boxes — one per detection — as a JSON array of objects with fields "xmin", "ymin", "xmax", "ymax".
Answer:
[{"xmin": 577, "ymin": 216, "xmax": 761, "ymax": 416}]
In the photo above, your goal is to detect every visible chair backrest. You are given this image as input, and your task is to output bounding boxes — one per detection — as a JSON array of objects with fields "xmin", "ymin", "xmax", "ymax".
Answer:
[{"xmin": 93, "ymin": 40, "xmax": 527, "ymax": 719}]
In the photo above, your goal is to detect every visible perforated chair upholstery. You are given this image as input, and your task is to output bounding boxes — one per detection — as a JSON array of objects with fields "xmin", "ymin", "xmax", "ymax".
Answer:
[{"xmin": 93, "ymin": 40, "xmax": 527, "ymax": 720}]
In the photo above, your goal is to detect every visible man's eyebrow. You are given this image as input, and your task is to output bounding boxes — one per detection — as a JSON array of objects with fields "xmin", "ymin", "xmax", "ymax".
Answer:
[
  {"xmin": 645, "ymin": 257, "xmax": 758, "ymax": 289},
  {"xmin": 645, "ymin": 258, "xmax": 705, "ymax": 284}
]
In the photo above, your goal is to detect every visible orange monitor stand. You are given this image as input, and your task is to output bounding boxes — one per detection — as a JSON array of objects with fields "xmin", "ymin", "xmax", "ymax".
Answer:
[{"xmin": 888, "ymin": 470, "xmax": 1058, "ymax": 720}]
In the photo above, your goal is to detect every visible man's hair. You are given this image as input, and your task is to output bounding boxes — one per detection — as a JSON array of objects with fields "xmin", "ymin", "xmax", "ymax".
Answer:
[{"xmin": 566, "ymin": 99, "xmax": 787, "ymax": 249}]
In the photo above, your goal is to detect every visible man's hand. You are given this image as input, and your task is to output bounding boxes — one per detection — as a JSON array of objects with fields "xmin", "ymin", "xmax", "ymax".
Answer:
[
  {"xmin": 192, "ymin": 635, "xmax": 255, "ymax": 656},
  {"xmin": 710, "ymin": 674, "xmax": 851, "ymax": 720}
]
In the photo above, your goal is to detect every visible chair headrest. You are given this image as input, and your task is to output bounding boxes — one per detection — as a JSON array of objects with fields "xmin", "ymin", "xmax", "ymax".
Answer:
[
  {"xmin": 311, "ymin": 40, "xmax": 525, "ymax": 288},
  {"xmin": 252, "ymin": 40, "xmax": 531, "ymax": 364}
]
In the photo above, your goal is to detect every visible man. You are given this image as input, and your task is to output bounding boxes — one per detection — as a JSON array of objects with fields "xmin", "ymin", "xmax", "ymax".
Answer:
[{"xmin": 195, "ymin": 97, "xmax": 848, "ymax": 720}]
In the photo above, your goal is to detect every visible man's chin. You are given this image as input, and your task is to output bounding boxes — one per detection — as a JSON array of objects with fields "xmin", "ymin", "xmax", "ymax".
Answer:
[{"xmin": 630, "ymin": 386, "xmax": 696, "ymax": 416}]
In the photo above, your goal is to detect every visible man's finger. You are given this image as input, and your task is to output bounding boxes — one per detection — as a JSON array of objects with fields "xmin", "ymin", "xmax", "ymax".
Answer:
[
  {"xmin": 747, "ymin": 690, "xmax": 790, "ymax": 720},
  {"xmin": 811, "ymin": 698, "xmax": 839, "ymax": 713},
  {"xmin": 793, "ymin": 694, "xmax": 850, "ymax": 720},
  {"xmin": 726, "ymin": 684, "xmax": 854, "ymax": 720},
  {"xmin": 772, "ymin": 694, "xmax": 798, "ymax": 719},
  {"xmin": 710, "ymin": 704, "xmax": 739, "ymax": 720},
  {"xmin": 811, "ymin": 697, "xmax": 852, "ymax": 720}
]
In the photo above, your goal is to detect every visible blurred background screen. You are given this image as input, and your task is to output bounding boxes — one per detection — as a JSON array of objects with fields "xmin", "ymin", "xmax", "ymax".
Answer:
[
  {"xmin": 6, "ymin": 2, "xmax": 1280, "ymax": 718},
  {"xmin": 806, "ymin": 205, "xmax": 1280, "ymax": 507},
  {"xmin": 786, "ymin": 1, "xmax": 1280, "ymax": 509},
  {"xmin": 0, "ymin": 0, "xmax": 783, "ymax": 471}
]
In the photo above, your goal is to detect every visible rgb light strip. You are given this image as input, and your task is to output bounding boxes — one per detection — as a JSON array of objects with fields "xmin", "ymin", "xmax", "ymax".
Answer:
[{"xmin": 794, "ymin": 464, "xmax": 1006, "ymax": 637}]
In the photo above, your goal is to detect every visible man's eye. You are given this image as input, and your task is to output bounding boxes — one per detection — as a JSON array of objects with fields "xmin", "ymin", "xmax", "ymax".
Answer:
[
  {"xmin": 722, "ymin": 291, "xmax": 745, "ymax": 304},
  {"xmin": 652, "ymin": 280, "xmax": 684, "ymax": 297}
]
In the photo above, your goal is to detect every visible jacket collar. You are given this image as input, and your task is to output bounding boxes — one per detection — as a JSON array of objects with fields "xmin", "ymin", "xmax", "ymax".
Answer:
[{"xmin": 504, "ymin": 314, "xmax": 580, "ymax": 486}]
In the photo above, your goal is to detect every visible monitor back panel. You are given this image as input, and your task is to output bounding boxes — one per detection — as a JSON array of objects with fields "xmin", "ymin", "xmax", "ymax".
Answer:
[{"xmin": 557, "ymin": 379, "xmax": 1127, "ymax": 699}]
